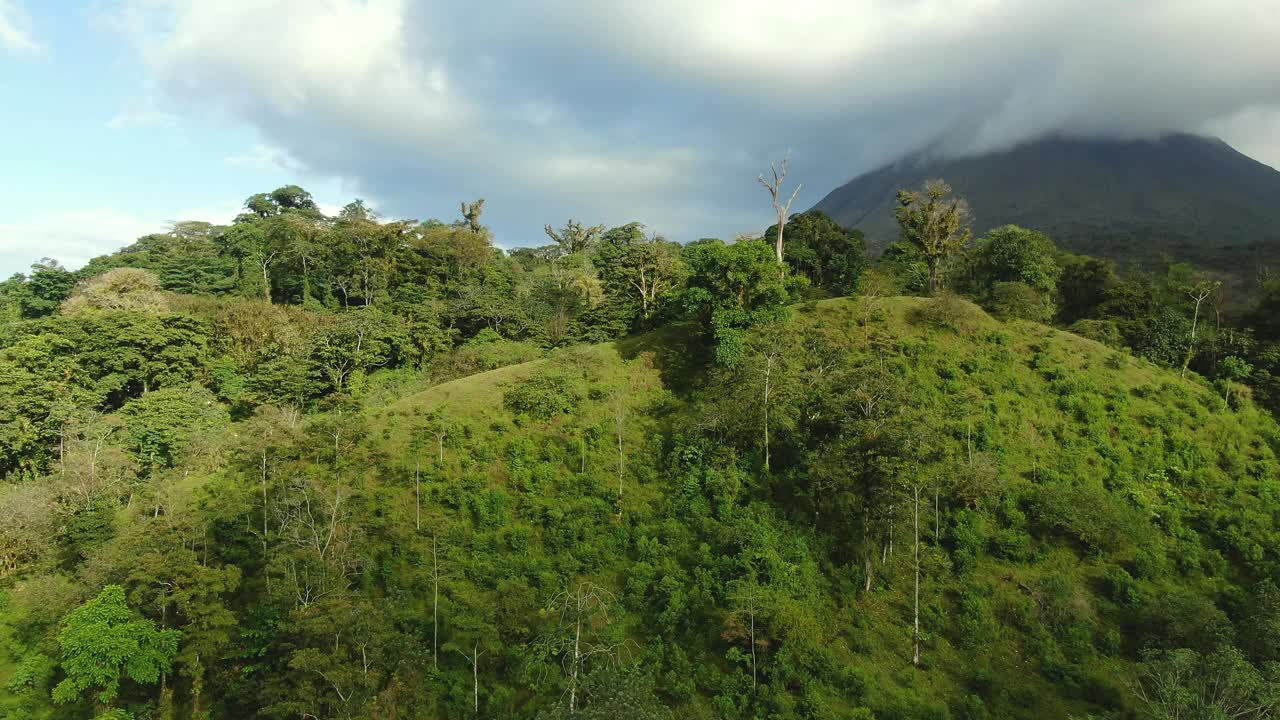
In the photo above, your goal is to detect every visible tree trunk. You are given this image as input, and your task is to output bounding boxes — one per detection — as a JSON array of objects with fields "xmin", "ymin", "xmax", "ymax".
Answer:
[
  {"xmin": 913, "ymin": 484, "xmax": 921, "ymax": 667},
  {"xmin": 301, "ymin": 254, "xmax": 311, "ymax": 305},
  {"xmin": 1183, "ymin": 295, "xmax": 1205, "ymax": 377},
  {"xmin": 432, "ymin": 535, "xmax": 439, "ymax": 670},
  {"xmin": 569, "ymin": 604, "xmax": 582, "ymax": 715},
  {"xmin": 260, "ymin": 260, "xmax": 272, "ymax": 303},
  {"xmin": 763, "ymin": 354, "xmax": 773, "ymax": 472},
  {"xmin": 472, "ymin": 644, "xmax": 480, "ymax": 716}
]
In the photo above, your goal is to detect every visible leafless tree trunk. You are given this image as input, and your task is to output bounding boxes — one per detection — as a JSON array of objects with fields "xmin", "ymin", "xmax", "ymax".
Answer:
[
  {"xmin": 758, "ymin": 152, "xmax": 802, "ymax": 266},
  {"xmin": 261, "ymin": 450, "xmax": 272, "ymax": 595},
  {"xmin": 432, "ymin": 535, "xmax": 440, "ymax": 670},
  {"xmin": 258, "ymin": 251, "xmax": 277, "ymax": 303},
  {"xmin": 612, "ymin": 390, "xmax": 626, "ymax": 518},
  {"xmin": 913, "ymin": 484, "xmax": 921, "ymax": 667},
  {"xmin": 1183, "ymin": 281, "xmax": 1221, "ymax": 377},
  {"xmin": 546, "ymin": 582, "xmax": 624, "ymax": 716},
  {"xmin": 454, "ymin": 643, "xmax": 484, "ymax": 716},
  {"xmin": 762, "ymin": 351, "xmax": 778, "ymax": 471}
]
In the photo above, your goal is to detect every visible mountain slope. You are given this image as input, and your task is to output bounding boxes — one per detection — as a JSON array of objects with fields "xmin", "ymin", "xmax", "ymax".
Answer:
[
  {"xmin": 5, "ymin": 297, "xmax": 1280, "ymax": 719},
  {"xmin": 813, "ymin": 134, "xmax": 1280, "ymax": 266}
]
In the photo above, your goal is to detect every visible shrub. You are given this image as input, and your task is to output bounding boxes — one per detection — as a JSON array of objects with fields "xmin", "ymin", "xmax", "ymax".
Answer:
[
  {"xmin": 985, "ymin": 281, "xmax": 1054, "ymax": 322},
  {"xmin": 504, "ymin": 369, "xmax": 581, "ymax": 419},
  {"xmin": 1069, "ymin": 319, "xmax": 1122, "ymax": 347},
  {"xmin": 913, "ymin": 293, "xmax": 983, "ymax": 333}
]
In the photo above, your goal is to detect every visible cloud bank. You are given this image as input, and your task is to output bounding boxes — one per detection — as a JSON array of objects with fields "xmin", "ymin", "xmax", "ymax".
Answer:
[{"xmin": 111, "ymin": 0, "xmax": 1280, "ymax": 244}]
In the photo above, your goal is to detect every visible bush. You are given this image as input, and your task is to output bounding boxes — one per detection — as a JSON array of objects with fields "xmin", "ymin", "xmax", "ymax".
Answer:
[
  {"xmin": 447, "ymin": 336, "xmax": 544, "ymax": 375},
  {"xmin": 1069, "ymin": 319, "xmax": 1123, "ymax": 347},
  {"xmin": 913, "ymin": 293, "xmax": 983, "ymax": 333},
  {"xmin": 985, "ymin": 282, "xmax": 1054, "ymax": 322},
  {"xmin": 504, "ymin": 369, "xmax": 581, "ymax": 419}
]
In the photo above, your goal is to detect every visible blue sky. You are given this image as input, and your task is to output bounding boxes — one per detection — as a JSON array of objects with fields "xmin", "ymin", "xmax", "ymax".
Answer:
[{"xmin": 2, "ymin": 1, "xmax": 1279, "ymax": 277}]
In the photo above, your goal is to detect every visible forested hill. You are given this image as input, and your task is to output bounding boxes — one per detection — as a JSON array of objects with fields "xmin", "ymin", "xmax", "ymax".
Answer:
[
  {"xmin": 6, "ymin": 185, "xmax": 1280, "ymax": 719},
  {"xmin": 812, "ymin": 133, "xmax": 1280, "ymax": 268}
]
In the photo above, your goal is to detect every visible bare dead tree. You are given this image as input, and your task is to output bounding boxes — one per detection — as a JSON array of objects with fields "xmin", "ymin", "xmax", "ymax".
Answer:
[
  {"xmin": 761, "ymin": 349, "xmax": 780, "ymax": 472},
  {"xmin": 542, "ymin": 582, "xmax": 629, "ymax": 715},
  {"xmin": 453, "ymin": 642, "xmax": 485, "ymax": 716},
  {"xmin": 758, "ymin": 152, "xmax": 802, "ymax": 266},
  {"xmin": 611, "ymin": 389, "xmax": 627, "ymax": 518},
  {"xmin": 724, "ymin": 586, "xmax": 765, "ymax": 691},
  {"xmin": 1183, "ymin": 280, "xmax": 1222, "ymax": 377},
  {"xmin": 431, "ymin": 534, "xmax": 443, "ymax": 670},
  {"xmin": 912, "ymin": 483, "xmax": 922, "ymax": 667}
]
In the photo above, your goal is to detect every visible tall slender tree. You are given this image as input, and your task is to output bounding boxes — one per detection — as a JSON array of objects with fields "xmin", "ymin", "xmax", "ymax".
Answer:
[{"xmin": 758, "ymin": 152, "xmax": 802, "ymax": 266}]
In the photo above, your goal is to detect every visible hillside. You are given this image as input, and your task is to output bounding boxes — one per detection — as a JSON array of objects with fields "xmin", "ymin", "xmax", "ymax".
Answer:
[
  {"xmin": 6, "ymin": 295, "xmax": 1279, "ymax": 719},
  {"xmin": 812, "ymin": 134, "xmax": 1280, "ymax": 267}
]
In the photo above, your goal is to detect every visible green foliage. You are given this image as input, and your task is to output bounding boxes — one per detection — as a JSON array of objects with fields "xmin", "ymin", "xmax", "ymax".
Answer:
[
  {"xmin": 682, "ymin": 239, "xmax": 789, "ymax": 366},
  {"xmin": 503, "ymin": 369, "xmax": 581, "ymax": 419},
  {"xmin": 53, "ymin": 585, "xmax": 180, "ymax": 707},
  {"xmin": 969, "ymin": 225, "xmax": 1061, "ymax": 295},
  {"xmin": 18, "ymin": 259, "xmax": 77, "ymax": 318},
  {"xmin": 893, "ymin": 179, "xmax": 973, "ymax": 294},
  {"xmin": 119, "ymin": 386, "xmax": 227, "ymax": 469},
  {"xmin": 62, "ymin": 268, "xmax": 169, "ymax": 315},
  {"xmin": 8, "ymin": 181, "xmax": 1280, "ymax": 720},
  {"xmin": 764, "ymin": 210, "xmax": 869, "ymax": 296},
  {"xmin": 912, "ymin": 293, "xmax": 985, "ymax": 333},
  {"xmin": 1133, "ymin": 646, "xmax": 1280, "ymax": 720},
  {"xmin": 986, "ymin": 281, "xmax": 1055, "ymax": 322}
]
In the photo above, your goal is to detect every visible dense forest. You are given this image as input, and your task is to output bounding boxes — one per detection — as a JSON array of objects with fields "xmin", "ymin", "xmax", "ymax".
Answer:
[{"xmin": 5, "ymin": 179, "xmax": 1280, "ymax": 719}]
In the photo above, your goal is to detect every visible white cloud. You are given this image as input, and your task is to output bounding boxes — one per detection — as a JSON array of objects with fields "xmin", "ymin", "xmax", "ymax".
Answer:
[
  {"xmin": 0, "ymin": 204, "xmax": 243, "ymax": 276},
  {"xmin": 105, "ymin": 0, "xmax": 1280, "ymax": 244},
  {"xmin": 0, "ymin": 0, "xmax": 39, "ymax": 53}
]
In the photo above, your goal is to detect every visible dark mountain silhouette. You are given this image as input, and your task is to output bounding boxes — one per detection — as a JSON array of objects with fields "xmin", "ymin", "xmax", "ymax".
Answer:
[{"xmin": 813, "ymin": 133, "xmax": 1280, "ymax": 269}]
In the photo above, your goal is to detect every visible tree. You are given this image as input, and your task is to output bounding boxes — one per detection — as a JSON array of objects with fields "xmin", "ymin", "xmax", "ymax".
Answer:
[
  {"xmin": 20, "ymin": 259, "xmax": 77, "ymax": 318},
  {"xmin": 460, "ymin": 198, "xmax": 486, "ymax": 234},
  {"xmin": 53, "ymin": 585, "xmax": 180, "ymax": 711},
  {"xmin": 275, "ymin": 212, "xmax": 331, "ymax": 306},
  {"xmin": 545, "ymin": 220, "xmax": 604, "ymax": 256},
  {"xmin": 1183, "ymin": 278, "xmax": 1222, "ymax": 377},
  {"xmin": 539, "ymin": 582, "xmax": 627, "ymax": 716},
  {"xmin": 968, "ymin": 225, "xmax": 1060, "ymax": 294},
  {"xmin": 682, "ymin": 239, "xmax": 790, "ymax": 366},
  {"xmin": 893, "ymin": 179, "xmax": 973, "ymax": 295},
  {"xmin": 1132, "ymin": 646, "xmax": 1280, "ymax": 720},
  {"xmin": 217, "ymin": 221, "xmax": 278, "ymax": 302},
  {"xmin": 309, "ymin": 307, "xmax": 409, "ymax": 394},
  {"xmin": 120, "ymin": 386, "xmax": 227, "ymax": 472},
  {"xmin": 757, "ymin": 152, "xmax": 802, "ymax": 266},
  {"xmin": 62, "ymin": 268, "xmax": 169, "ymax": 314},
  {"xmin": 594, "ymin": 223, "xmax": 685, "ymax": 328},
  {"xmin": 331, "ymin": 200, "xmax": 400, "ymax": 307},
  {"xmin": 762, "ymin": 210, "xmax": 867, "ymax": 295}
]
